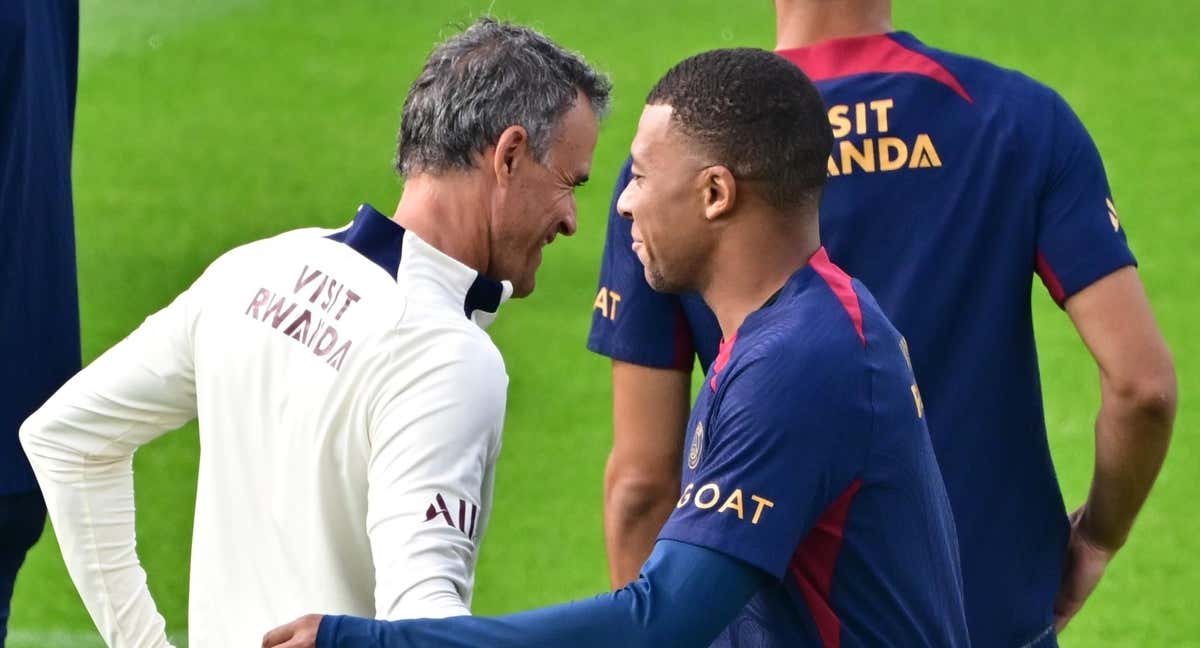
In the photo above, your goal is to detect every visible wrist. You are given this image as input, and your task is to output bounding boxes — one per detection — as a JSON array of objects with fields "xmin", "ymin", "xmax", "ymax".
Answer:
[{"xmin": 1075, "ymin": 507, "xmax": 1122, "ymax": 556}]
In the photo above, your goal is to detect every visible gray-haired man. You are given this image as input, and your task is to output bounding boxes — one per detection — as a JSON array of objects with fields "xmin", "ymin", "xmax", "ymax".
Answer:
[{"xmin": 20, "ymin": 18, "xmax": 609, "ymax": 648}]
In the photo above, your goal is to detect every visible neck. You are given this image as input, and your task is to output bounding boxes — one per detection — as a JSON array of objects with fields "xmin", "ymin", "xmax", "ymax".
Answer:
[
  {"xmin": 391, "ymin": 173, "xmax": 491, "ymax": 275},
  {"xmin": 774, "ymin": 0, "xmax": 893, "ymax": 50},
  {"xmin": 699, "ymin": 213, "xmax": 820, "ymax": 341}
]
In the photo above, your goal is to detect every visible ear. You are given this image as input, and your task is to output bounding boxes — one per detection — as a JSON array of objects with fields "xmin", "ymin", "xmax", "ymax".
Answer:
[
  {"xmin": 491, "ymin": 125, "xmax": 530, "ymax": 188},
  {"xmin": 702, "ymin": 166, "xmax": 737, "ymax": 222}
]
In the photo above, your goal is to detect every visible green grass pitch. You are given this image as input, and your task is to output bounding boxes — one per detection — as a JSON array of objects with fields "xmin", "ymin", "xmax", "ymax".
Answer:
[{"xmin": 9, "ymin": 1, "xmax": 1198, "ymax": 645}]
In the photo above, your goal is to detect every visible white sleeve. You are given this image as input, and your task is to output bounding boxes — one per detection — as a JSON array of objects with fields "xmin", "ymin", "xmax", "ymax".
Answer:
[
  {"xmin": 365, "ymin": 330, "xmax": 507, "ymax": 620},
  {"xmin": 19, "ymin": 278, "xmax": 205, "ymax": 648}
]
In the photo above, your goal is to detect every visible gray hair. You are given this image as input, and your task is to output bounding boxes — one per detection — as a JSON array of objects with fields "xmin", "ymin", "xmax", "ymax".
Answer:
[{"xmin": 396, "ymin": 18, "xmax": 612, "ymax": 177}]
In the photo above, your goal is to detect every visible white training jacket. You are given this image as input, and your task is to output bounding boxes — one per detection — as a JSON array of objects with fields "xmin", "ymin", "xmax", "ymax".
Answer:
[{"xmin": 20, "ymin": 204, "xmax": 513, "ymax": 647}]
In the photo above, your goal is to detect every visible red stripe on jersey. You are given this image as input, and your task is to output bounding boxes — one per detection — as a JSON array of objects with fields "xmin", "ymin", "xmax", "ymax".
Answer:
[
  {"xmin": 708, "ymin": 333, "xmax": 738, "ymax": 392},
  {"xmin": 1035, "ymin": 250, "xmax": 1068, "ymax": 306},
  {"xmin": 809, "ymin": 247, "xmax": 866, "ymax": 346},
  {"xmin": 788, "ymin": 478, "xmax": 864, "ymax": 648},
  {"xmin": 777, "ymin": 33, "xmax": 973, "ymax": 104}
]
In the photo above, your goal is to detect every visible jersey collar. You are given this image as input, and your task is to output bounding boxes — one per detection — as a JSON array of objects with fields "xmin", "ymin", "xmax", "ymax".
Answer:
[
  {"xmin": 328, "ymin": 203, "xmax": 513, "ymax": 329},
  {"xmin": 775, "ymin": 31, "xmax": 972, "ymax": 103}
]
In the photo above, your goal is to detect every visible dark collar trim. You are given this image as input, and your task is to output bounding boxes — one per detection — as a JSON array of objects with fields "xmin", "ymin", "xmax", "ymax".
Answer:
[
  {"xmin": 328, "ymin": 203, "xmax": 506, "ymax": 320},
  {"xmin": 326, "ymin": 204, "xmax": 404, "ymax": 280}
]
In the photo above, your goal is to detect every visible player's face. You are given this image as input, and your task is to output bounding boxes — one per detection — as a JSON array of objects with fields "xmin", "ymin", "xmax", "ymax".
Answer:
[
  {"xmin": 618, "ymin": 105, "xmax": 716, "ymax": 294},
  {"xmin": 488, "ymin": 93, "xmax": 599, "ymax": 298}
]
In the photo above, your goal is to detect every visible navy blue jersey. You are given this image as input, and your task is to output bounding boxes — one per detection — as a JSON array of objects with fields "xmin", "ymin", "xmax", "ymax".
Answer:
[
  {"xmin": 0, "ymin": 0, "xmax": 81, "ymax": 494},
  {"xmin": 657, "ymin": 248, "xmax": 967, "ymax": 647},
  {"xmin": 589, "ymin": 32, "xmax": 1135, "ymax": 646}
]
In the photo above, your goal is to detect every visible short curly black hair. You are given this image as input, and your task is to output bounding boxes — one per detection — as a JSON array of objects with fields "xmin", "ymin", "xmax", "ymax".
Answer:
[{"xmin": 646, "ymin": 48, "xmax": 832, "ymax": 213}]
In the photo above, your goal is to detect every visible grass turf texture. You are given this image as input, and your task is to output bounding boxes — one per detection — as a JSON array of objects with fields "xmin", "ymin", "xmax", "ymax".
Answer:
[{"xmin": 9, "ymin": 1, "xmax": 1198, "ymax": 645}]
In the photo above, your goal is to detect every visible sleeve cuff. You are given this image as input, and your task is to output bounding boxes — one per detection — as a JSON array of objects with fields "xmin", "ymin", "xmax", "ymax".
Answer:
[
  {"xmin": 657, "ymin": 524, "xmax": 784, "ymax": 582},
  {"xmin": 585, "ymin": 336, "xmax": 692, "ymax": 370},
  {"xmin": 316, "ymin": 615, "xmax": 344, "ymax": 648},
  {"xmin": 1037, "ymin": 250, "xmax": 1136, "ymax": 308}
]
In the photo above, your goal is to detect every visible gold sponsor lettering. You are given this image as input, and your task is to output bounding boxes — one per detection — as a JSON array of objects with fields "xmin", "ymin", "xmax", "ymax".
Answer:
[
  {"xmin": 675, "ymin": 483, "xmax": 775, "ymax": 525},
  {"xmin": 828, "ymin": 104, "xmax": 852, "ymax": 138},
  {"xmin": 677, "ymin": 483, "xmax": 695, "ymax": 508},
  {"xmin": 750, "ymin": 495, "xmax": 775, "ymax": 525},
  {"xmin": 827, "ymin": 99, "xmax": 894, "ymax": 137},
  {"xmin": 899, "ymin": 338, "xmax": 925, "ymax": 419},
  {"xmin": 695, "ymin": 483, "xmax": 721, "ymax": 509},
  {"xmin": 840, "ymin": 139, "xmax": 876, "ymax": 174},
  {"xmin": 869, "ymin": 99, "xmax": 894, "ymax": 133},
  {"xmin": 718, "ymin": 488, "xmax": 745, "ymax": 520},
  {"xmin": 878, "ymin": 137, "xmax": 909, "ymax": 172},
  {"xmin": 824, "ymin": 98, "xmax": 942, "ymax": 177},
  {"xmin": 592, "ymin": 286, "xmax": 622, "ymax": 321},
  {"xmin": 909, "ymin": 134, "xmax": 942, "ymax": 168}
]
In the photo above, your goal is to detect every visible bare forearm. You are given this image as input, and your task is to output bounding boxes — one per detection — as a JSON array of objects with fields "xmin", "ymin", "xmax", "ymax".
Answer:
[
  {"xmin": 603, "ymin": 457, "xmax": 679, "ymax": 587},
  {"xmin": 1063, "ymin": 267, "xmax": 1177, "ymax": 553},
  {"xmin": 1082, "ymin": 379, "xmax": 1176, "ymax": 551},
  {"xmin": 605, "ymin": 361, "xmax": 690, "ymax": 588}
]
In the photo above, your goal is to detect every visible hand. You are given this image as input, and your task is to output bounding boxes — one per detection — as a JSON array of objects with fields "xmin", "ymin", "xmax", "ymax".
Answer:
[
  {"xmin": 263, "ymin": 614, "xmax": 324, "ymax": 648},
  {"xmin": 1053, "ymin": 508, "xmax": 1115, "ymax": 634}
]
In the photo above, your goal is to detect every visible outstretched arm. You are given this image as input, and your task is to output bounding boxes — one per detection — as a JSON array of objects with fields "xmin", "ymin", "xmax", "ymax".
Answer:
[{"xmin": 263, "ymin": 539, "xmax": 766, "ymax": 648}]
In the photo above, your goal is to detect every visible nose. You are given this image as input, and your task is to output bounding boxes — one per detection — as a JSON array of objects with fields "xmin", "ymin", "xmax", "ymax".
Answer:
[
  {"xmin": 616, "ymin": 181, "xmax": 634, "ymax": 222},
  {"xmin": 559, "ymin": 208, "xmax": 578, "ymax": 237}
]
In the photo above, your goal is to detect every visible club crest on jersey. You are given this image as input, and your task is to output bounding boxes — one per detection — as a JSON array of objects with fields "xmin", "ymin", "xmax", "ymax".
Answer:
[{"xmin": 688, "ymin": 421, "xmax": 705, "ymax": 470}]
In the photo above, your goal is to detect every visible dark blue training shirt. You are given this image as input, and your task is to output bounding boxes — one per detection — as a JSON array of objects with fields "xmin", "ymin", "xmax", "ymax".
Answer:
[
  {"xmin": 0, "ymin": 0, "xmax": 81, "ymax": 494},
  {"xmin": 315, "ymin": 249, "xmax": 967, "ymax": 648},
  {"xmin": 660, "ymin": 248, "xmax": 968, "ymax": 647},
  {"xmin": 589, "ymin": 32, "xmax": 1136, "ymax": 647}
]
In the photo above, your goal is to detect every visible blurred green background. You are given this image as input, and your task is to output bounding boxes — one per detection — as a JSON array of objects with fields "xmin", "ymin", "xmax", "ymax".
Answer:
[{"xmin": 9, "ymin": 0, "xmax": 1198, "ymax": 645}]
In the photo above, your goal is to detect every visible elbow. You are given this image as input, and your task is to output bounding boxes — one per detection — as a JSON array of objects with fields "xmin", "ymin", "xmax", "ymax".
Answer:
[
  {"xmin": 18, "ymin": 410, "xmax": 49, "ymax": 464},
  {"xmin": 603, "ymin": 454, "xmax": 680, "ymax": 521},
  {"xmin": 17, "ymin": 405, "xmax": 92, "ymax": 474},
  {"xmin": 1108, "ymin": 359, "xmax": 1178, "ymax": 429}
]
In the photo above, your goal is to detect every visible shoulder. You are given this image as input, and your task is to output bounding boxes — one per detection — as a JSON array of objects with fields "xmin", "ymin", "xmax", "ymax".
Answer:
[
  {"xmin": 898, "ymin": 33, "xmax": 1053, "ymax": 97},
  {"xmin": 725, "ymin": 319, "xmax": 866, "ymax": 401},
  {"xmin": 355, "ymin": 320, "xmax": 508, "ymax": 435},
  {"xmin": 379, "ymin": 318, "xmax": 507, "ymax": 390},
  {"xmin": 200, "ymin": 225, "xmax": 342, "ymax": 275},
  {"xmin": 888, "ymin": 32, "xmax": 1071, "ymax": 134},
  {"xmin": 439, "ymin": 324, "xmax": 507, "ymax": 381},
  {"xmin": 718, "ymin": 268, "xmax": 890, "ymax": 406}
]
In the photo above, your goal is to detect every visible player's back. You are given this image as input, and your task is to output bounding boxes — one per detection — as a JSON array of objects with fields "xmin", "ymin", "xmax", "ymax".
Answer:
[
  {"xmin": 776, "ymin": 33, "xmax": 1136, "ymax": 646},
  {"xmin": 184, "ymin": 204, "xmax": 508, "ymax": 645}
]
